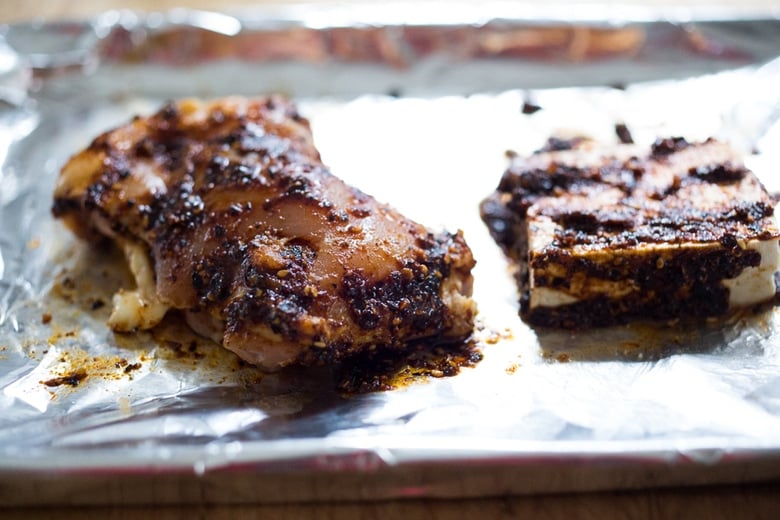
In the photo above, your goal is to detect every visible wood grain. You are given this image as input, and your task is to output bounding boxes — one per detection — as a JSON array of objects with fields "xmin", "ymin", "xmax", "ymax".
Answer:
[{"xmin": 3, "ymin": 481, "xmax": 780, "ymax": 519}]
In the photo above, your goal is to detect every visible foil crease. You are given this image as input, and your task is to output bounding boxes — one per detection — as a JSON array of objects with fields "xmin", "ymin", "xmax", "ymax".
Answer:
[{"xmin": 1, "ymin": 6, "xmax": 780, "ymax": 501}]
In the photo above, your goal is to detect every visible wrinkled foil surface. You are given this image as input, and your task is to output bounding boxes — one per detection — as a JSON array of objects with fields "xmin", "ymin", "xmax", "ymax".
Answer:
[{"xmin": 1, "ymin": 5, "xmax": 780, "ymax": 502}]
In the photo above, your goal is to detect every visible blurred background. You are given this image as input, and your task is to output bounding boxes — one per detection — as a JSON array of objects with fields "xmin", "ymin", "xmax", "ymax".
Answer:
[{"xmin": 1, "ymin": 0, "xmax": 778, "ymax": 23}]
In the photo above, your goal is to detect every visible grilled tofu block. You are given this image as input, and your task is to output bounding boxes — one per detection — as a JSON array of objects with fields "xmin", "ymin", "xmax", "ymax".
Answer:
[{"xmin": 481, "ymin": 136, "xmax": 780, "ymax": 328}]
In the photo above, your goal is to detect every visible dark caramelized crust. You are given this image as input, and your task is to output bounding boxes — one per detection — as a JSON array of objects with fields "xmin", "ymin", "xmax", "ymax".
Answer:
[
  {"xmin": 53, "ymin": 97, "xmax": 476, "ymax": 368},
  {"xmin": 481, "ymin": 136, "xmax": 780, "ymax": 329}
]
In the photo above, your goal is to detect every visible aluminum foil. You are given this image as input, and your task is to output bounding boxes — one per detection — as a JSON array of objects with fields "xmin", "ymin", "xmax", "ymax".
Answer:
[{"xmin": 2, "ymin": 5, "xmax": 780, "ymax": 505}]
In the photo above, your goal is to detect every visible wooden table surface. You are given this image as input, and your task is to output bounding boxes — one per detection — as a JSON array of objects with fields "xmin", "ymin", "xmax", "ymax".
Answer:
[
  {"xmin": 2, "ymin": 481, "xmax": 779, "ymax": 519},
  {"xmin": 1, "ymin": 1, "xmax": 779, "ymax": 518}
]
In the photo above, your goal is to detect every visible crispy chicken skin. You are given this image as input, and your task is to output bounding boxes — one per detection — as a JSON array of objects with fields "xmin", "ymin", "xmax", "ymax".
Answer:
[{"xmin": 53, "ymin": 97, "xmax": 476, "ymax": 369}]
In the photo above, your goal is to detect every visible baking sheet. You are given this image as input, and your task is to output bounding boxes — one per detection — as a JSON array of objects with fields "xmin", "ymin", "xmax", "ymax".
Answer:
[{"xmin": 2, "ymin": 5, "xmax": 780, "ymax": 505}]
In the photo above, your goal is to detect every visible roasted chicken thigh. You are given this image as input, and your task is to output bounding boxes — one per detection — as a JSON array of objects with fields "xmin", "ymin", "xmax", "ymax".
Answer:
[{"xmin": 53, "ymin": 97, "xmax": 476, "ymax": 369}]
